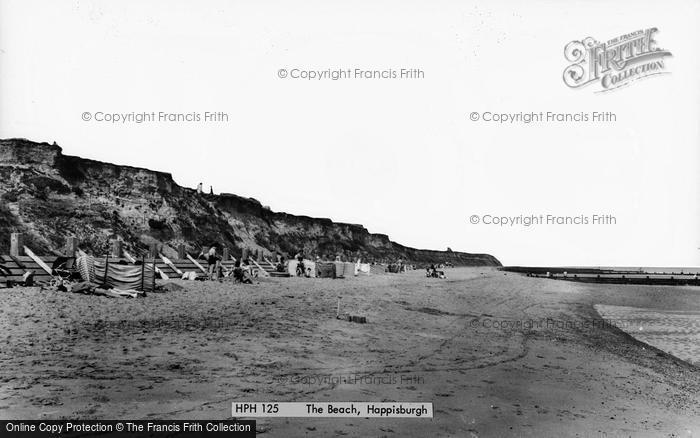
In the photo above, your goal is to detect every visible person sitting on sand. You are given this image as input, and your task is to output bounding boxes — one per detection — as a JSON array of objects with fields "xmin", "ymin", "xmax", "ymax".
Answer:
[
  {"xmin": 218, "ymin": 262, "xmax": 231, "ymax": 279},
  {"xmin": 21, "ymin": 271, "xmax": 35, "ymax": 286},
  {"xmin": 240, "ymin": 256, "xmax": 259, "ymax": 278},
  {"xmin": 233, "ymin": 260, "xmax": 253, "ymax": 284},
  {"xmin": 276, "ymin": 255, "xmax": 286, "ymax": 273}
]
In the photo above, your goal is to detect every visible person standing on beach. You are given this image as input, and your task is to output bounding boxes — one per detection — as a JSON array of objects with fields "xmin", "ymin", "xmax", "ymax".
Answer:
[
  {"xmin": 207, "ymin": 245, "xmax": 219, "ymax": 280},
  {"xmin": 294, "ymin": 251, "xmax": 306, "ymax": 277}
]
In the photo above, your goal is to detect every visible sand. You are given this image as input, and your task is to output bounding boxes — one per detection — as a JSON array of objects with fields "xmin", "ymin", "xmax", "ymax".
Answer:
[{"xmin": 0, "ymin": 268, "xmax": 698, "ymax": 437}]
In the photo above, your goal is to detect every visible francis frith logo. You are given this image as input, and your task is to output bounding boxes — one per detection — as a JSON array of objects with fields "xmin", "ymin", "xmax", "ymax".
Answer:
[{"xmin": 563, "ymin": 28, "xmax": 672, "ymax": 92}]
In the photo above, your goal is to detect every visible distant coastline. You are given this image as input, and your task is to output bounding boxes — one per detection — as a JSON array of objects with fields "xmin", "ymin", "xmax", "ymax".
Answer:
[
  {"xmin": 503, "ymin": 266, "xmax": 700, "ymax": 275},
  {"xmin": 502, "ymin": 266, "xmax": 700, "ymax": 286}
]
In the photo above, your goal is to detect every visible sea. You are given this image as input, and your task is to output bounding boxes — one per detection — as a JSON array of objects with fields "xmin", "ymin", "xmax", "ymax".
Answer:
[
  {"xmin": 595, "ymin": 304, "xmax": 700, "ymax": 367},
  {"xmin": 577, "ymin": 267, "xmax": 700, "ymax": 274},
  {"xmin": 602, "ymin": 267, "xmax": 700, "ymax": 274}
]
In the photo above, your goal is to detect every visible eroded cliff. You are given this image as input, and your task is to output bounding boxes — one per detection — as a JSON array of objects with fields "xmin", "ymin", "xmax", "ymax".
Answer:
[{"xmin": 0, "ymin": 138, "xmax": 501, "ymax": 266}]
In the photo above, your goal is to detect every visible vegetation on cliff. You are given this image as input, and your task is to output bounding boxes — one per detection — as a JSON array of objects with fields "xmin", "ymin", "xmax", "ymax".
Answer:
[{"xmin": 0, "ymin": 138, "xmax": 500, "ymax": 266}]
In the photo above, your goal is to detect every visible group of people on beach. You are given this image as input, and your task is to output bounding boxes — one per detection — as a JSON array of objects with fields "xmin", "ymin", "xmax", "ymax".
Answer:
[
  {"xmin": 200, "ymin": 246, "xmax": 316, "ymax": 281},
  {"xmin": 199, "ymin": 245, "xmax": 253, "ymax": 283},
  {"xmin": 201, "ymin": 245, "xmax": 440, "ymax": 281},
  {"xmin": 426, "ymin": 264, "xmax": 447, "ymax": 279}
]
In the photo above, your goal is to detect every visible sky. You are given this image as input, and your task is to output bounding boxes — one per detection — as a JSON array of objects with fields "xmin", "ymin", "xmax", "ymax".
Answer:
[{"xmin": 1, "ymin": 0, "xmax": 699, "ymax": 267}]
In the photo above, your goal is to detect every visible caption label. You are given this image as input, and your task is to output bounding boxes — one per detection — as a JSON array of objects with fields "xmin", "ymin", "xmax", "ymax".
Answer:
[{"xmin": 233, "ymin": 402, "xmax": 433, "ymax": 418}]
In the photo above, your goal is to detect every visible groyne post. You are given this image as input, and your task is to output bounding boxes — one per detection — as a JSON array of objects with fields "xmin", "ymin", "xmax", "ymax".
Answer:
[
  {"xmin": 110, "ymin": 240, "xmax": 122, "ymax": 258},
  {"xmin": 65, "ymin": 236, "xmax": 78, "ymax": 257},
  {"xmin": 10, "ymin": 233, "xmax": 24, "ymax": 257},
  {"xmin": 149, "ymin": 243, "xmax": 158, "ymax": 259}
]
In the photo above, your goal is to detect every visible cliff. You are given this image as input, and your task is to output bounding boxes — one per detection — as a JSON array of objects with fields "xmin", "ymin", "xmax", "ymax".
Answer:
[{"xmin": 0, "ymin": 138, "xmax": 501, "ymax": 266}]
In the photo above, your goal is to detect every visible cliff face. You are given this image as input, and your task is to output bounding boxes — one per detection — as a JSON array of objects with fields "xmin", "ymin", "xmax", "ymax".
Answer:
[{"xmin": 0, "ymin": 138, "xmax": 501, "ymax": 266}]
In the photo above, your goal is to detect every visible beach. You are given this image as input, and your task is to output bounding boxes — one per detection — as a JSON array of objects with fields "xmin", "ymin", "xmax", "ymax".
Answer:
[{"xmin": 0, "ymin": 268, "xmax": 698, "ymax": 437}]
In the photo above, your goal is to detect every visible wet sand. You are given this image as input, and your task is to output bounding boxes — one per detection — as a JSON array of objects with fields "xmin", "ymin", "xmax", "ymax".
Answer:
[
  {"xmin": 595, "ymin": 304, "xmax": 700, "ymax": 367},
  {"xmin": 0, "ymin": 268, "xmax": 698, "ymax": 437}
]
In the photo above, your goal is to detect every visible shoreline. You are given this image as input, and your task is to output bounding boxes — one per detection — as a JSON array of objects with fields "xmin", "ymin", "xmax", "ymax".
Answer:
[
  {"xmin": 0, "ymin": 268, "xmax": 698, "ymax": 436},
  {"xmin": 594, "ymin": 303, "xmax": 700, "ymax": 368}
]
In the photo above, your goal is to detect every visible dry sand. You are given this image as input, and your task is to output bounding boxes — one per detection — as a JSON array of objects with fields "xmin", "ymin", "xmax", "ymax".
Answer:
[{"xmin": 0, "ymin": 268, "xmax": 698, "ymax": 437}]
